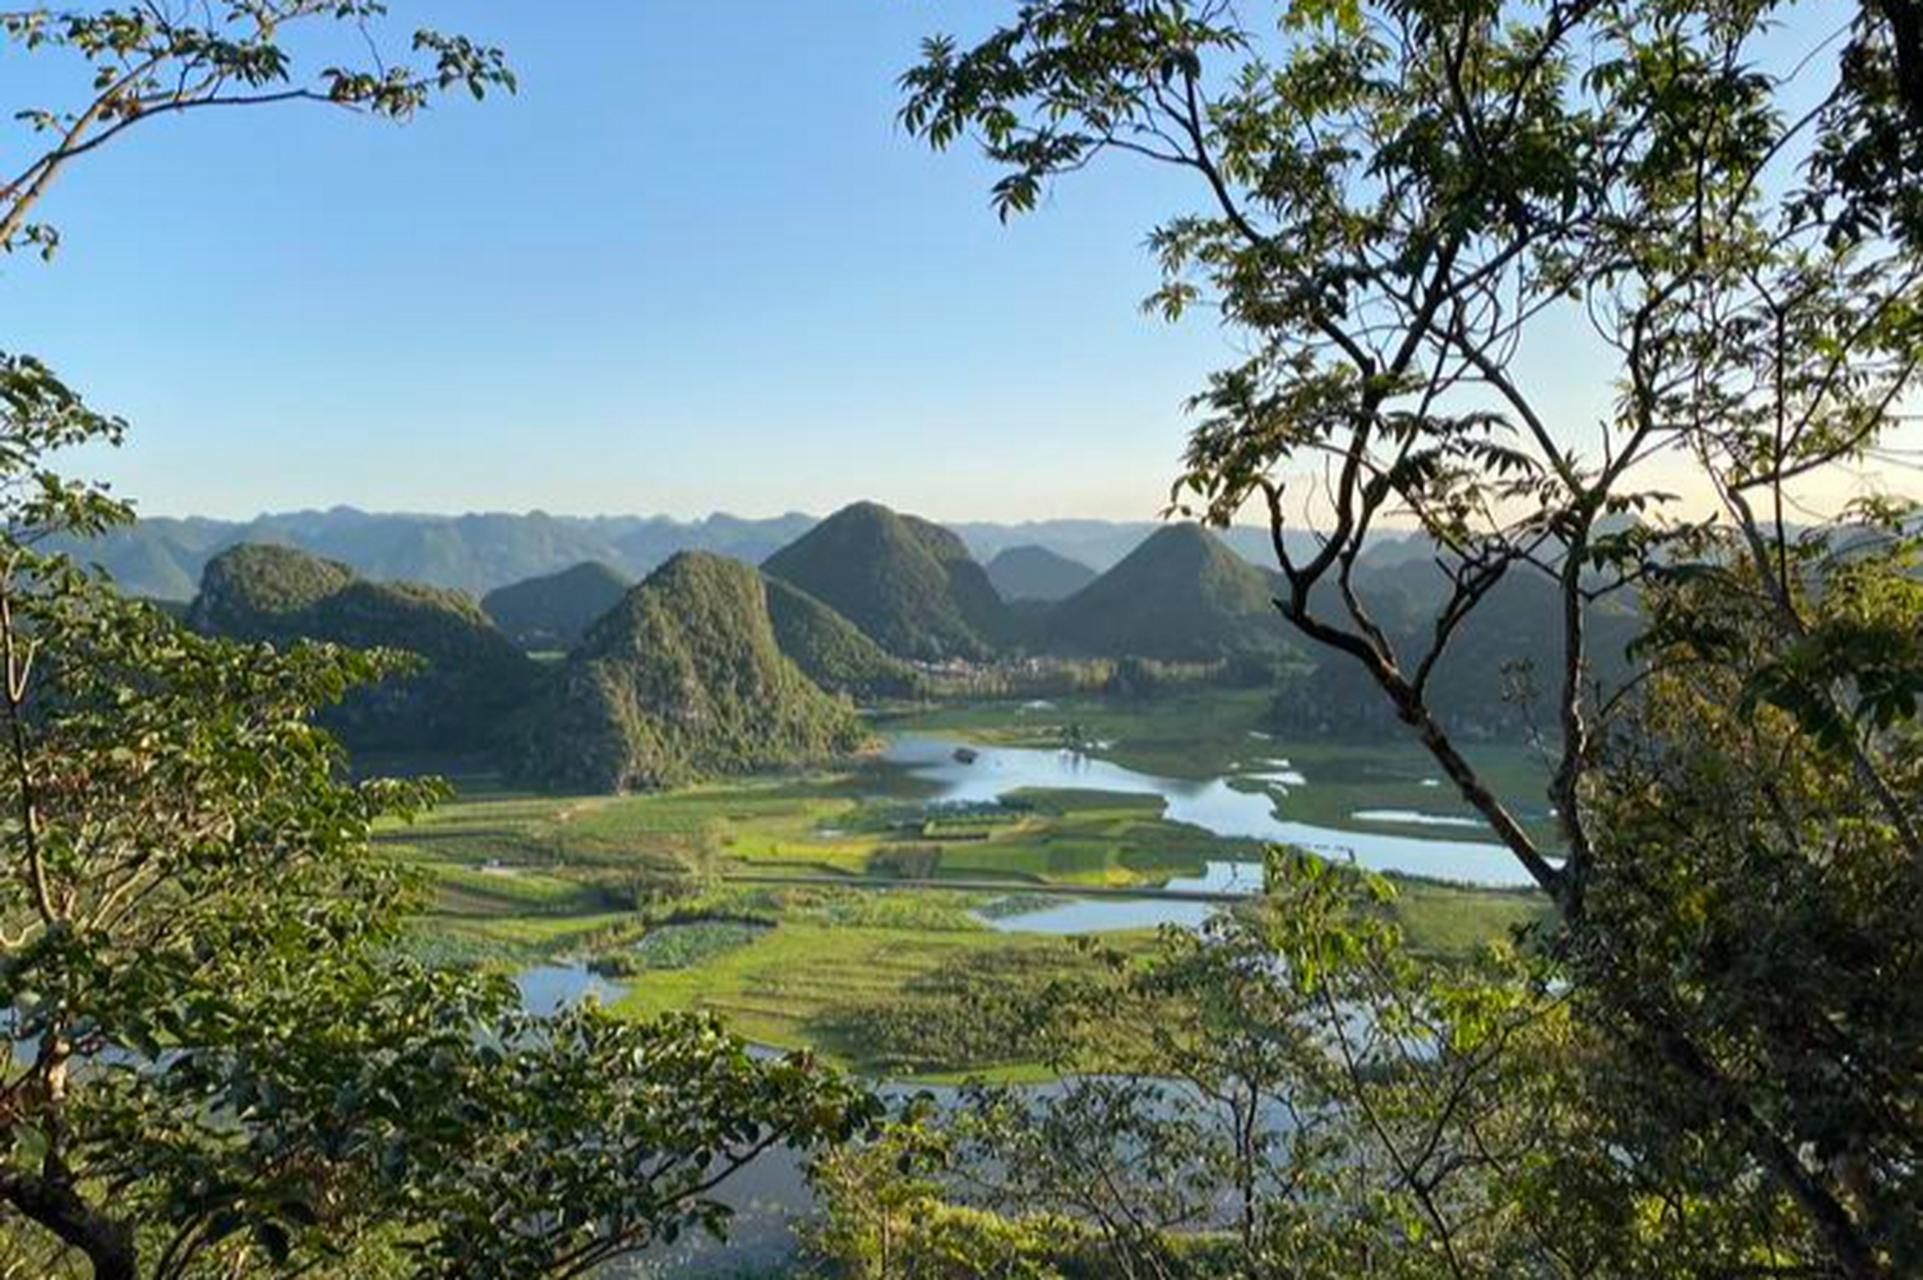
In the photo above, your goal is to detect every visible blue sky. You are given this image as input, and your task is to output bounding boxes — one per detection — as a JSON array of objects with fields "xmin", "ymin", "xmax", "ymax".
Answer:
[
  {"xmin": 2, "ymin": 1, "xmax": 1246, "ymax": 522},
  {"xmin": 2, "ymin": 2, "xmax": 1891, "ymax": 524}
]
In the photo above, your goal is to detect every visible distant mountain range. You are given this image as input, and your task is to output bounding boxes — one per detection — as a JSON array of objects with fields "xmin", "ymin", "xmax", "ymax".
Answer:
[{"xmin": 56, "ymin": 506, "xmax": 1377, "ymax": 601}]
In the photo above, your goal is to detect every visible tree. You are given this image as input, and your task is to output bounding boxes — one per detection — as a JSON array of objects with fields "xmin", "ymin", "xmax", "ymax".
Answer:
[
  {"xmin": 905, "ymin": 2, "xmax": 1923, "ymax": 1275},
  {"xmin": 2, "ymin": 8, "xmax": 878, "ymax": 1276},
  {"xmin": 2, "ymin": 1, "xmax": 511, "ymax": 257},
  {"xmin": 881, "ymin": 858, "xmax": 1589, "ymax": 1280}
]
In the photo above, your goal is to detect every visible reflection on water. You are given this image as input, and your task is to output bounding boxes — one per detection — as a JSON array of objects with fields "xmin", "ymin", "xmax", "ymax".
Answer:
[
  {"xmin": 981, "ymin": 896, "xmax": 1217, "ymax": 934},
  {"xmin": 1352, "ymin": 808, "xmax": 1486, "ymax": 829},
  {"xmin": 885, "ymin": 735, "xmax": 1540, "ymax": 888},
  {"xmin": 975, "ymin": 859, "xmax": 1264, "ymax": 935},
  {"xmin": 511, "ymin": 963, "xmax": 622, "ymax": 1017}
]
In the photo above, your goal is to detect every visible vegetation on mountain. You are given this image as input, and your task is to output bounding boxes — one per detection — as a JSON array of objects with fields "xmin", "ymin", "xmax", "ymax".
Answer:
[
  {"xmin": 764, "ymin": 575, "xmax": 923, "ymax": 700},
  {"xmin": 186, "ymin": 542, "xmax": 357, "ymax": 625},
  {"xmin": 187, "ymin": 543, "xmax": 541, "ymax": 755},
  {"xmin": 764, "ymin": 501, "xmax": 1009, "ymax": 661},
  {"xmin": 984, "ymin": 543, "xmax": 1097, "ymax": 601},
  {"xmin": 509, "ymin": 552, "xmax": 869, "ymax": 792},
  {"xmin": 481, "ymin": 559, "xmax": 631, "ymax": 650},
  {"xmin": 1045, "ymin": 524, "xmax": 1294, "ymax": 666}
]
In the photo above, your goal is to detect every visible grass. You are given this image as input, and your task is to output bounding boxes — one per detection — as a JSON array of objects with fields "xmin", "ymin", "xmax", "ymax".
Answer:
[
  {"xmin": 1390, "ymin": 881, "xmax": 1550, "ymax": 957},
  {"xmin": 612, "ymin": 920, "xmax": 1021, "ymax": 1069}
]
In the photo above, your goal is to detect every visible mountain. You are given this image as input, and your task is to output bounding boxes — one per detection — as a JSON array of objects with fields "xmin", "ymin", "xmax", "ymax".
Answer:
[
  {"xmin": 985, "ymin": 545, "xmax": 1098, "ymax": 602},
  {"xmin": 764, "ymin": 577, "xmax": 922, "ymax": 700},
  {"xmin": 187, "ymin": 544, "xmax": 541, "ymax": 754},
  {"xmin": 188, "ymin": 542, "xmax": 357, "ymax": 629},
  {"xmin": 949, "ymin": 519, "xmax": 1327, "ymax": 573},
  {"xmin": 762, "ymin": 502, "xmax": 1009, "ymax": 662},
  {"xmin": 482, "ymin": 561, "xmax": 632, "ymax": 651},
  {"xmin": 1044, "ymin": 524, "xmax": 1294, "ymax": 665},
  {"xmin": 508, "ymin": 553, "xmax": 867, "ymax": 792}
]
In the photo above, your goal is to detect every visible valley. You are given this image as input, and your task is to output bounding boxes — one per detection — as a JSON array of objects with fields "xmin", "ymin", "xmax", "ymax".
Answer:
[
  {"xmin": 383, "ymin": 689, "xmax": 1550, "ymax": 1079},
  {"xmin": 158, "ymin": 499, "xmax": 1580, "ymax": 1084}
]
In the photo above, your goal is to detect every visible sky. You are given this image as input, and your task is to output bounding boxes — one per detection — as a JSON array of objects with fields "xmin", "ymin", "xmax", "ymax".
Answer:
[
  {"xmin": 0, "ymin": 1, "xmax": 1899, "ymax": 524},
  {"xmin": 2, "ymin": 1, "xmax": 1245, "ymax": 522}
]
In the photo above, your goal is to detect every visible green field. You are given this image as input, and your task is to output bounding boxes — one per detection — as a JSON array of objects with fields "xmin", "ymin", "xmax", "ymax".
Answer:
[{"xmin": 389, "ymin": 691, "xmax": 1554, "ymax": 1075}]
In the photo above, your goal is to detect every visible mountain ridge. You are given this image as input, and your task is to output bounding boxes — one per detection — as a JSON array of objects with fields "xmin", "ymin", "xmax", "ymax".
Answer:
[
  {"xmin": 186, "ymin": 543, "xmax": 542, "ymax": 754},
  {"xmin": 62, "ymin": 507, "xmax": 1415, "ymax": 601}
]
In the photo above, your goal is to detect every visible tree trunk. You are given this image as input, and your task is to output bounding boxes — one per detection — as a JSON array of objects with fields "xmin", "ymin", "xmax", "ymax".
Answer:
[
  {"xmin": 0, "ymin": 1170, "xmax": 137, "ymax": 1280},
  {"xmin": 1870, "ymin": 0, "xmax": 1923, "ymax": 127}
]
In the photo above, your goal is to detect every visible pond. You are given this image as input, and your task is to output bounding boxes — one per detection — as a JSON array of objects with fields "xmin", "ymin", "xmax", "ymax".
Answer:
[
  {"xmin": 511, "ymin": 962, "xmax": 623, "ymax": 1017},
  {"xmin": 974, "ymin": 859, "xmax": 1261, "ymax": 935},
  {"xmin": 885, "ymin": 735, "xmax": 1543, "ymax": 888}
]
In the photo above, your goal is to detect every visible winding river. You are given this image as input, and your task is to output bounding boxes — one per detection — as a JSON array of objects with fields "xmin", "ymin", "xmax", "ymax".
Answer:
[{"xmin": 884, "ymin": 734, "xmax": 1541, "ymax": 890}]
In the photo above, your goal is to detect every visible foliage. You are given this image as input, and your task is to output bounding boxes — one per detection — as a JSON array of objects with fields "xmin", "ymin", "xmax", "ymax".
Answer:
[
  {"xmin": 823, "ymin": 856, "xmax": 1581, "ymax": 1278},
  {"xmin": 2, "ymin": 10, "xmax": 882, "ymax": 1272},
  {"xmin": 806, "ymin": 1122, "xmax": 1101, "ymax": 1280},
  {"xmin": 765, "ymin": 574, "xmax": 926, "ymax": 699},
  {"xmin": 1268, "ymin": 565, "xmax": 1645, "ymax": 741},
  {"xmin": 187, "ymin": 542, "xmax": 542, "ymax": 754},
  {"xmin": 0, "ymin": 369, "xmax": 883, "ymax": 1280},
  {"xmin": 906, "ymin": 1, "xmax": 1923, "ymax": 1275},
  {"xmin": 507, "ymin": 551, "xmax": 870, "ymax": 792},
  {"xmin": 595, "ymin": 920, "xmax": 771, "ymax": 976},
  {"xmin": 764, "ymin": 501, "xmax": 1010, "ymax": 662},
  {"xmin": 820, "ymin": 945, "xmax": 1088, "ymax": 1076},
  {"xmin": 0, "ymin": 1, "xmax": 513, "ymax": 258}
]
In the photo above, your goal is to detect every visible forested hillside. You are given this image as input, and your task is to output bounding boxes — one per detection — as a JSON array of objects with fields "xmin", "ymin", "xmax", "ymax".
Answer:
[
  {"xmin": 1043, "ymin": 524, "xmax": 1297, "ymax": 666},
  {"xmin": 763, "ymin": 501, "xmax": 1010, "ymax": 661},
  {"xmin": 764, "ymin": 576, "xmax": 924, "ymax": 699},
  {"xmin": 481, "ymin": 560, "xmax": 631, "ymax": 650},
  {"xmin": 188, "ymin": 544, "xmax": 541, "ymax": 754},
  {"xmin": 507, "ymin": 552, "xmax": 869, "ymax": 791}
]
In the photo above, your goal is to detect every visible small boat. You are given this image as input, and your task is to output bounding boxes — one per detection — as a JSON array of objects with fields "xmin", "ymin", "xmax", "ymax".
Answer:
[{"xmin": 952, "ymin": 746, "xmax": 980, "ymax": 765}]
